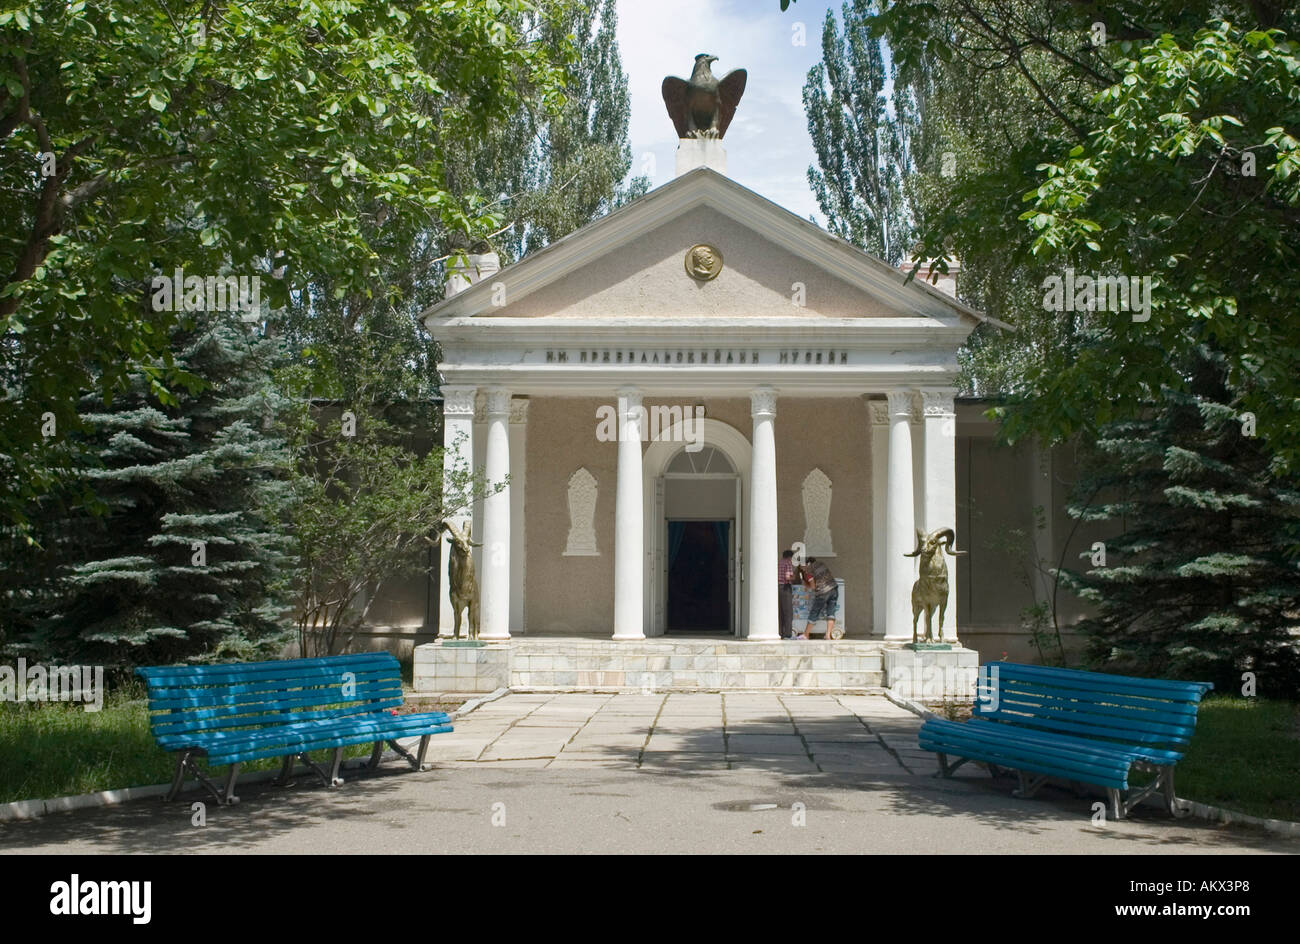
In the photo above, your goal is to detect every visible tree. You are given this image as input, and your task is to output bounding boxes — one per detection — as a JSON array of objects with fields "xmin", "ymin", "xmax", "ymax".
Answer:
[
  {"xmin": 803, "ymin": 0, "xmax": 922, "ymax": 264},
  {"xmin": 6, "ymin": 310, "xmax": 295, "ymax": 670},
  {"xmin": 796, "ymin": 1, "xmax": 1300, "ymax": 472},
  {"xmin": 277, "ymin": 369, "xmax": 495, "ymax": 657},
  {"xmin": 1061, "ymin": 343, "xmax": 1300, "ymax": 697},
  {"xmin": 0, "ymin": 0, "xmax": 568, "ymax": 534}
]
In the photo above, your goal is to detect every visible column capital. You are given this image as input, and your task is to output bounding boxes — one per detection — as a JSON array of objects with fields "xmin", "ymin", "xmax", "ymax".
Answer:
[
  {"xmin": 886, "ymin": 389, "xmax": 916, "ymax": 418},
  {"xmin": 441, "ymin": 385, "xmax": 477, "ymax": 417},
  {"xmin": 919, "ymin": 389, "xmax": 957, "ymax": 417},
  {"xmin": 866, "ymin": 398, "xmax": 890, "ymax": 427},
  {"xmin": 509, "ymin": 398, "xmax": 530, "ymax": 425},
  {"xmin": 750, "ymin": 386, "xmax": 777, "ymax": 417},
  {"xmin": 616, "ymin": 387, "xmax": 642, "ymax": 411},
  {"xmin": 483, "ymin": 388, "xmax": 511, "ymax": 416}
]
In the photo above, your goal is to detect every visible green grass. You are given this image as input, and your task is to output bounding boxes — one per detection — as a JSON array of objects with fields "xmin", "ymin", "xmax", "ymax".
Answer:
[
  {"xmin": 1174, "ymin": 696, "xmax": 1300, "ymax": 822},
  {"xmin": 0, "ymin": 682, "xmax": 376, "ymax": 805}
]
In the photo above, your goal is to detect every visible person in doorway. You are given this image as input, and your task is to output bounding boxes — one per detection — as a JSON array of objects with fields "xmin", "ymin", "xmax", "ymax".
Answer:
[
  {"xmin": 804, "ymin": 557, "xmax": 839, "ymax": 640},
  {"xmin": 778, "ymin": 549, "xmax": 797, "ymax": 638}
]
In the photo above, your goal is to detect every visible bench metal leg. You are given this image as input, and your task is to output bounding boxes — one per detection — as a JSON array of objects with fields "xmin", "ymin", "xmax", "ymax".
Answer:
[
  {"xmin": 363, "ymin": 737, "xmax": 435, "ymax": 773},
  {"xmin": 328, "ymin": 747, "xmax": 344, "ymax": 787},
  {"xmin": 274, "ymin": 754, "xmax": 296, "ymax": 786},
  {"xmin": 1108, "ymin": 787, "xmax": 1124, "ymax": 821},
  {"xmin": 416, "ymin": 734, "xmax": 432, "ymax": 771},
  {"xmin": 222, "ymin": 763, "xmax": 241, "ymax": 805},
  {"xmin": 1012, "ymin": 770, "xmax": 1048, "ymax": 799},
  {"xmin": 1106, "ymin": 763, "xmax": 1175, "ymax": 820},
  {"xmin": 1162, "ymin": 766, "xmax": 1187, "ymax": 817},
  {"xmin": 166, "ymin": 751, "xmax": 228, "ymax": 805},
  {"xmin": 934, "ymin": 752, "xmax": 971, "ymax": 778},
  {"xmin": 166, "ymin": 752, "xmax": 192, "ymax": 802},
  {"xmin": 386, "ymin": 738, "xmax": 419, "ymax": 769}
]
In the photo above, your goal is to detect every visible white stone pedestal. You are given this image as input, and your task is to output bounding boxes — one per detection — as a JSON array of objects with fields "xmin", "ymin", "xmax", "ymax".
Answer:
[
  {"xmin": 413, "ymin": 640, "xmax": 511, "ymax": 694},
  {"xmin": 884, "ymin": 647, "xmax": 978, "ymax": 701},
  {"xmin": 675, "ymin": 137, "xmax": 727, "ymax": 175}
]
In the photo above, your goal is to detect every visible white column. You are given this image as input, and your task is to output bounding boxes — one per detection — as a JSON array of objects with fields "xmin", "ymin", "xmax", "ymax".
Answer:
[
  {"xmin": 613, "ymin": 388, "xmax": 645, "ymax": 640},
  {"xmin": 911, "ymin": 403, "xmax": 925, "ymax": 541},
  {"xmin": 439, "ymin": 386, "xmax": 477, "ymax": 637},
  {"xmin": 868, "ymin": 399, "xmax": 890, "ymax": 637},
  {"xmin": 921, "ymin": 389, "xmax": 958, "ymax": 643},
  {"xmin": 746, "ymin": 387, "xmax": 780, "ymax": 640},
  {"xmin": 479, "ymin": 388, "xmax": 511, "ymax": 640},
  {"xmin": 509, "ymin": 399, "xmax": 529, "ymax": 634},
  {"xmin": 885, "ymin": 389, "xmax": 917, "ymax": 641}
]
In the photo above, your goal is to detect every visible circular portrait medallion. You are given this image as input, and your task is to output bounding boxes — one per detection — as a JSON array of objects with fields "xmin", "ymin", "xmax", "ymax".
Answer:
[{"xmin": 684, "ymin": 243, "xmax": 723, "ymax": 281}]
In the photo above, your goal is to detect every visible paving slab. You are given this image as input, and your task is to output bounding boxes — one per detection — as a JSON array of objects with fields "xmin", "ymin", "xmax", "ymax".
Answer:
[
  {"xmin": 645, "ymin": 735, "xmax": 727, "ymax": 753},
  {"xmin": 727, "ymin": 734, "xmax": 808, "ymax": 755}
]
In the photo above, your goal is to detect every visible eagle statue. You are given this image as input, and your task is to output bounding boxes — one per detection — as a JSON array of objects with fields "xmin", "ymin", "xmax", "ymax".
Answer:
[{"xmin": 661, "ymin": 54, "xmax": 747, "ymax": 140}]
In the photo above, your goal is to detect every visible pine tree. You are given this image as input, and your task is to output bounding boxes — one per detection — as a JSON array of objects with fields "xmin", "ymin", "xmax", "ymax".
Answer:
[
  {"xmin": 16, "ymin": 312, "xmax": 295, "ymax": 670},
  {"xmin": 1060, "ymin": 345, "xmax": 1300, "ymax": 697}
]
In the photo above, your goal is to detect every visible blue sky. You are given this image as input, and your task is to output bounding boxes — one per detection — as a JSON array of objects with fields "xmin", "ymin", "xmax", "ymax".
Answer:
[{"xmin": 616, "ymin": 0, "xmax": 842, "ymax": 221}]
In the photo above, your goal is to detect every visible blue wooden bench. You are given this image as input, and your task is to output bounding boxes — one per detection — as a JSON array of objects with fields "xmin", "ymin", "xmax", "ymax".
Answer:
[
  {"xmin": 918, "ymin": 661, "xmax": 1213, "ymax": 820},
  {"xmin": 136, "ymin": 652, "xmax": 453, "ymax": 804}
]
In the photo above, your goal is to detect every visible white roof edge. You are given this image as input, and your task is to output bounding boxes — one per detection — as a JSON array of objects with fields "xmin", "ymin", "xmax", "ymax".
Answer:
[{"xmin": 420, "ymin": 167, "xmax": 1011, "ymax": 332}]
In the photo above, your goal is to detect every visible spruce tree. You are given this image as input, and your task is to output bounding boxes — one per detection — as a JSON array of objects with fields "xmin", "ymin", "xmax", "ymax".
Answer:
[
  {"xmin": 1061, "ymin": 345, "xmax": 1300, "ymax": 697},
  {"xmin": 17, "ymin": 312, "xmax": 294, "ymax": 670}
]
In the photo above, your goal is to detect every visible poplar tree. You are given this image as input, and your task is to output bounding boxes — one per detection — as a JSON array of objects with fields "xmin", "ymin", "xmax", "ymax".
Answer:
[{"xmin": 802, "ymin": 0, "xmax": 923, "ymax": 265}]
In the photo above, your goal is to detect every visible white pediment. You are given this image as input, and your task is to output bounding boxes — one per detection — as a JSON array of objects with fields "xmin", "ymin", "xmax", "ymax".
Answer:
[{"xmin": 421, "ymin": 168, "xmax": 1000, "ymax": 333}]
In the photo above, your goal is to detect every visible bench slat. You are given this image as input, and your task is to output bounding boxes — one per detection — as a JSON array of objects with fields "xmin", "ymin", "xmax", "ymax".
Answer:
[
  {"xmin": 986, "ymin": 678, "xmax": 1204, "ymax": 719},
  {"xmin": 977, "ymin": 708, "xmax": 1196, "ymax": 747},
  {"xmin": 201, "ymin": 714, "xmax": 455, "ymax": 765},
  {"xmin": 984, "ymin": 693, "xmax": 1199, "ymax": 739},
  {"xmin": 962, "ymin": 719, "xmax": 1184, "ymax": 764},
  {"xmin": 919, "ymin": 721, "xmax": 1131, "ymax": 789},
  {"xmin": 982, "ymin": 661, "xmax": 1212, "ymax": 700},
  {"xmin": 153, "ymin": 698, "xmax": 405, "ymax": 738},
  {"xmin": 149, "ymin": 679, "xmax": 402, "ymax": 720},
  {"xmin": 207, "ymin": 723, "xmax": 455, "ymax": 766},
  {"xmin": 145, "ymin": 667, "xmax": 397, "ymax": 707},
  {"xmin": 136, "ymin": 653, "xmax": 397, "ymax": 681}
]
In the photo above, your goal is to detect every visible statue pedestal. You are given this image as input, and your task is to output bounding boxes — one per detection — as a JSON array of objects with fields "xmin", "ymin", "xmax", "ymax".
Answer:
[
  {"xmin": 676, "ymin": 137, "xmax": 727, "ymax": 176},
  {"xmin": 413, "ymin": 639, "xmax": 510, "ymax": 694},
  {"xmin": 884, "ymin": 646, "xmax": 978, "ymax": 702}
]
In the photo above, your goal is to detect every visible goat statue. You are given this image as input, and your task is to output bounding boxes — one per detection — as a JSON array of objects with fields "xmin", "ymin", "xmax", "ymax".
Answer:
[
  {"xmin": 903, "ymin": 527, "xmax": 965, "ymax": 644},
  {"xmin": 441, "ymin": 520, "xmax": 481, "ymax": 640}
]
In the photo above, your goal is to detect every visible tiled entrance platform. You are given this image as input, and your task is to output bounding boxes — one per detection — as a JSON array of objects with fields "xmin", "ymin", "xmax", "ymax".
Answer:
[
  {"xmin": 413, "ymin": 691, "xmax": 931, "ymax": 773},
  {"xmin": 413, "ymin": 636, "xmax": 978, "ymax": 699}
]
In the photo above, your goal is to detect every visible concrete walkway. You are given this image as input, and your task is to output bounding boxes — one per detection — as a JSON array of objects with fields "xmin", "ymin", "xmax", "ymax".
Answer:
[
  {"xmin": 1, "ymin": 694, "xmax": 1293, "ymax": 854},
  {"xmin": 429, "ymin": 691, "xmax": 925, "ymax": 772}
]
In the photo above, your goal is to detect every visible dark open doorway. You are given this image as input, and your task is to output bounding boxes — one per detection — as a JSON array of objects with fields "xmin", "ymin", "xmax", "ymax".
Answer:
[{"xmin": 666, "ymin": 520, "xmax": 731, "ymax": 633}]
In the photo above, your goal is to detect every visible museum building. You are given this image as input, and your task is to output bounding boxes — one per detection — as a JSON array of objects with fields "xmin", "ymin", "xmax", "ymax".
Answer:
[{"xmin": 398, "ymin": 111, "xmax": 1089, "ymax": 696}]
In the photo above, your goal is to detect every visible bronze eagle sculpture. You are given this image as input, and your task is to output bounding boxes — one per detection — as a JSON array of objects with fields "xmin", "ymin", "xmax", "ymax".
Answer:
[{"xmin": 662, "ymin": 54, "xmax": 747, "ymax": 139}]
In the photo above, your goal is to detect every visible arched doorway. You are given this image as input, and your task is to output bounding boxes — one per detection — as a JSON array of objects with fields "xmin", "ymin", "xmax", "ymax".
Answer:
[
  {"xmin": 663, "ymin": 446, "xmax": 737, "ymax": 634},
  {"xmin": 643, "ymin": 419, "xmax": 752, "ymax": 637}
]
